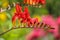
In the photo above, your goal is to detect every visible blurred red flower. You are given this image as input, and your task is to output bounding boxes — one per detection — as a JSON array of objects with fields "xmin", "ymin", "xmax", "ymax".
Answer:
[
  {"xmin": 24, "ymin": 0, "xmax": 46, "ymax": 5},
  {"xmin": 56, "ymin": 16, "xmax": 60, "ymax": 25},
  {"xmin": 42, "ymin": 15, "xmax": 59, "ymax": 37},
  {"xmin": 26, "ymin": 28, "xmax": 46, "ymax": 40}
]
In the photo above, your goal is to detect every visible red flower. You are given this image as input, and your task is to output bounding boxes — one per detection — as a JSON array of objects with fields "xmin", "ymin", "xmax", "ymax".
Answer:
[
  {"xmin": 15, "ymin": 4, "xmax": 22, "ymax": 13},
  {"xmin": 12, "ymin": 13, "xmax": 19, "ymax": 22},
  {"xmin": 42, "ymin": 15, "xmax": 59, "ymax": 37},
  {"xmin": 21, "ymin": 6, "xmax": 31, "ymax": 23},
  {"xmin": 24, "ymin": 6, "xmax": 30, "ymax": 18},
  {"xmin": 12, "ymin": 4, "xmax": 22, "ymax": 22},
  {"xmin": 12, "ymin": 13, "xmax": 19, "ymax": 27},
  {"xmin": 12, "ymin": 4, "xmax": 23, "ymax": 27}
]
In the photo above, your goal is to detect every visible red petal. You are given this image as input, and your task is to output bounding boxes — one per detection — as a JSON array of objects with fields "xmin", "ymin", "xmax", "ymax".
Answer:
[
  {"xmin": 12, "ymin": 13, "xmax": 18, "ymax": 22},
  {"xmin": 24, "ymin": 6, "xmax": 29, "ymax": 13},
  {"xmin": 24, "ymin": 6, "xmax": 30, "ymax": 18},
  {"xmin": 12, "ymin": 15, "xmax": 17, "ymax": 22},
  {"xmin": 16, "ymin": 4, "xmax": 22, "ymax": 13},
  {"xmin": 40, "ymin": 0, "xmax": 46, "ymax": 5}
]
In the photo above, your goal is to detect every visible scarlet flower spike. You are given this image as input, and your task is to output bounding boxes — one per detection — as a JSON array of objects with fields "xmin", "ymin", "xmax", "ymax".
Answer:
[{"xmin": 12, "ymin": 4, "xmax": 54, "ymax": 31}]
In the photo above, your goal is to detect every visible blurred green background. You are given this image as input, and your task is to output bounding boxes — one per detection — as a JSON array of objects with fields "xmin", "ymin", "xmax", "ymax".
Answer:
[{"xmin": 0, "ymin": 0, "xmax": 60, "ymax": 40}]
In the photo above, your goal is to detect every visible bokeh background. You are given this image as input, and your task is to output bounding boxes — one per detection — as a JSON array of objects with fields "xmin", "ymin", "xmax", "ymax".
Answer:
[{"xmin": 0, "ymin": 0, "xmax": 60, "ymax": 40}]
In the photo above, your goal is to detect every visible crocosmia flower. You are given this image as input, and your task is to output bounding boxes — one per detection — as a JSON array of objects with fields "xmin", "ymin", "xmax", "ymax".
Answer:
[
  {"xmin": 21, "ymin": 6, "xmax": 31, "ymax": 23},
  {"xmin": 12, "ymin": 4, "xmax": 22, "ymax": 27},
  {"xmin": 12, "ymin": 3, "xmax": 54, "ymax": 30}
]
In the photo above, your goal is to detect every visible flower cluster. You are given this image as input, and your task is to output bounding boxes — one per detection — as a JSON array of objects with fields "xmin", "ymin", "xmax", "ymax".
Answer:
[
  {"xmin": 12, "ymin": 4, "xmax": 54, "ymax": 30},
  {"xmin": 12, "ymin": 4, "xmax": 39, "ymax": 28},
  {"xmin": 12, "ymin": 4, "xmax": 55, "ymax": 30},
  {"xmin": 24, "ymin": 0, "xmax": 46, "ymax": 7}
]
